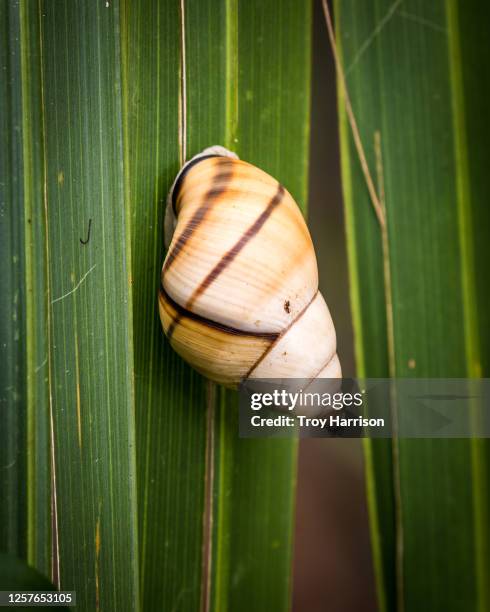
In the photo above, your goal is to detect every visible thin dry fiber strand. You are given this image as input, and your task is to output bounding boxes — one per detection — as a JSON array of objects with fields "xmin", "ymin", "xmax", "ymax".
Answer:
[{"xmin": 320, "ymin": 3, "xmax": 404, "ymax": 611}]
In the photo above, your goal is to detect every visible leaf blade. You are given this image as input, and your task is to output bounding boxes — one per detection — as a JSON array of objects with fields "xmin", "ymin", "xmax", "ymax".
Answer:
[
  {"xmin": 36, "ymin": 1, "xmax": 140, "ymax": 607},
  {"xmin": 335, "ymin": 0, "xmax": 490, "ymax": 609}
]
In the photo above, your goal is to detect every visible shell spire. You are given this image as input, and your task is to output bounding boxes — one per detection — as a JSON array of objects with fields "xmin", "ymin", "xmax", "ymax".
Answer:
[{"xmin": 159, "ymin": 146, "xmax": 341, "ymax": 387}]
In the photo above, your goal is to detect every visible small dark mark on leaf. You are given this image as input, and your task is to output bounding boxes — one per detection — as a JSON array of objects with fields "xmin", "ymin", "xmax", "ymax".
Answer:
[
  {"xmin": 80, "ymin": 218, "xmax": 92, "ymax": 245},
  {"xmin": 284, "ymin": 300, "xmax": 291, "ymax": 313}
]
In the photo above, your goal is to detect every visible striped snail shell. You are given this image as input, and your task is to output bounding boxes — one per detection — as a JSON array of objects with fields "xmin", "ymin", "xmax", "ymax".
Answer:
[{"xmin": 159, "ymin": 146, "xmax": 341, "ymax": 387}]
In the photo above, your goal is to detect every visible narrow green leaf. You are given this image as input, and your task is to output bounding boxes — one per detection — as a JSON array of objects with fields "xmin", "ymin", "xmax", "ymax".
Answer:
[
  {"xmin": 27, "ymin": 1, "xmax": 139, "ymax": 608},
  {"xmin": 335, "ymin": 1, "xmax": 490, "ymax": 610},
  {"xmin": 1, "ymin": 0, "xmax": 51, "ymax": 576},
  {"xmin": 121, "ymin": 1, "xmax": 207, "ymax": 609},
  {"xmin": 19, "ymin": 2, "xmax": 51, "ymax": 577},
  {"xmin": 1, "ymin": 0, "xmax": 30, "ymax": 560}
]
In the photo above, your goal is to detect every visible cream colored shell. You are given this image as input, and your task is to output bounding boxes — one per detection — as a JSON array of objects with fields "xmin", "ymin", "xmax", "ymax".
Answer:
[{"xmin": 159, "ymin": 146, "xmax": 341, "ymax": 387}]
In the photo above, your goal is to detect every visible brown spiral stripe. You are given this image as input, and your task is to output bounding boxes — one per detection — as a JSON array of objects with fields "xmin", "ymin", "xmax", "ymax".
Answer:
[
  {"xmin": 162, "ymin": 158, "xmax": 234, "ymax": 275},
  {"xmin": 159, "ymin": 284, "xmax": 278, "ymax": 342},
  {"xmin": 185, "ymin": 183, "xmax": 285, "ymax": 310}
]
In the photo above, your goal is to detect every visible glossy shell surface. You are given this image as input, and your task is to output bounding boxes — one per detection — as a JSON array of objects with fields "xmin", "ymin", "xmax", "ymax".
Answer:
[{"xmin": 159, "ymin": 149, "xmax": 341, "ymax": 386}]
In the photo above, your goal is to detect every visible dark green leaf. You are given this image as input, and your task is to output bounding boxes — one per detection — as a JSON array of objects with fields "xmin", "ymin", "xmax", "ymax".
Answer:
[{"xmin": 335, "ymin": 1, "xmax": 490, "ymax": 610}]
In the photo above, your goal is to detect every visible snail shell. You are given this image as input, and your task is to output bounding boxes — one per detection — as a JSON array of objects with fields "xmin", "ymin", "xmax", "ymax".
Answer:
[{"xmin": 159, "ymin": 146, "xmax": 341, "ymax": 387}]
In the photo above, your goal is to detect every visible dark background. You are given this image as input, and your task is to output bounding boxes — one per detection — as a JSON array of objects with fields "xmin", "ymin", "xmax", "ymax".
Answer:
[{"xmin": 292, "ymin": 3, "xmax": 377, "ymax": 610}]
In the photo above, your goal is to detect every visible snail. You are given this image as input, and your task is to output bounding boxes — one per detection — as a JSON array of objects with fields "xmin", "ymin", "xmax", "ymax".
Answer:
[{"xmin": 158, "ymin": 146, "xmax": 341, "ymax": 387}]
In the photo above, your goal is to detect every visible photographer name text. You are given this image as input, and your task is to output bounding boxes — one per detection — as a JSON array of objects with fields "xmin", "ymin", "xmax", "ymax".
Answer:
[{"xmin": 250, "ymin": 414, "xmax": 385, "ymax": 429}]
